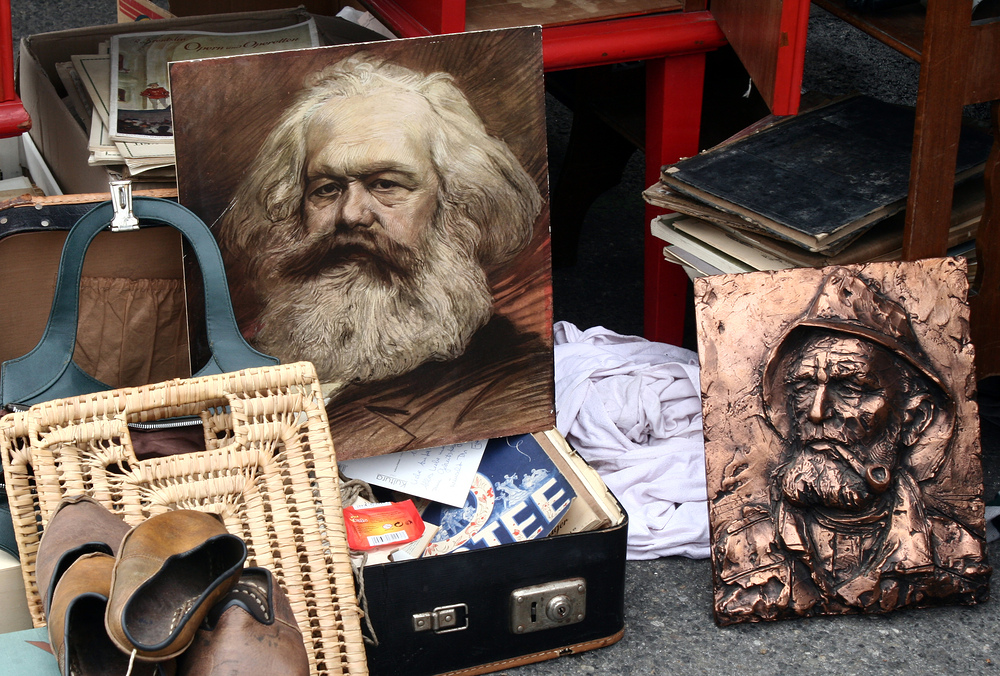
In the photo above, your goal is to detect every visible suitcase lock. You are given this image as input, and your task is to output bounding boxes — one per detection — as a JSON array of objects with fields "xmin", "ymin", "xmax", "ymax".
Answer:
[
  {"xmin": 509, "ymin": 578, "xmax": 586, "ymax": 634},
  {"xmin": 412, "ymin": 604, "xmax": 469, "ymax": 633}
]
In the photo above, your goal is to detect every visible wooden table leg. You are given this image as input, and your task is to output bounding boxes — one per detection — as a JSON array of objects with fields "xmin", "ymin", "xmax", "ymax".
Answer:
[
  {"xmin": 901, "ymin": 0, "xmax": 967, "ymax": 261},
  {"xmin": 643, "ymin": 53, "xmax": 705, "ymax": 346}
]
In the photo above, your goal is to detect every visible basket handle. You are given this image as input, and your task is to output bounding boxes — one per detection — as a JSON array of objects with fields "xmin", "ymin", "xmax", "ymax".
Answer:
[{"xmin": 1, "ymin": 195, "xmax": 278, "ymax": 407}]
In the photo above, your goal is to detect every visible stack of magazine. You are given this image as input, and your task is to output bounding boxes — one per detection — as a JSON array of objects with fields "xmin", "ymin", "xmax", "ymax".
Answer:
[
  {"xmin": 56, "ymin": 19, "xmax": 320, "ymax": 186},
  {"xmin": 643, "ymin": 95, "xmax": 991, "ymax": 282}
]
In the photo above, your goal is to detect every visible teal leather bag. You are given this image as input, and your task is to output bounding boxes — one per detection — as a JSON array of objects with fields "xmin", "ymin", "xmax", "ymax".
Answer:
[
  {"xmin": 0, "ymin": 195, "xmax": 278, "ymax": 408},
  {"xmin": 0, "ymin": 194, "xmax": 278, "ymax": 558}
]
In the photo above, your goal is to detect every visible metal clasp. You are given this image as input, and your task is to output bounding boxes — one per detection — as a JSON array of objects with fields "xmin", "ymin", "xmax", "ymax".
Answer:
[
  {"xmin": 510, "ymin": 578, "xmax": 586, "ymax": 634},
  {"xmin": 109, "ymin": 180, "xmax": 139, "ymax": 232},
  {"xmin": 412, "ymin": 603, "xmax": 468, "ymax": 634}
]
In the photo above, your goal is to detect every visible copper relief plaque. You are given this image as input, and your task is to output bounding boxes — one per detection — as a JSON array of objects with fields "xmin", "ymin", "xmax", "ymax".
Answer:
[{"xmin": 695, "ymin": 259, "xmax": 990, "ymax": 625}]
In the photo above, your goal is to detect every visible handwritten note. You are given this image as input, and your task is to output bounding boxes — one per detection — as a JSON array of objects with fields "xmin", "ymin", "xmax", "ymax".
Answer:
[{"xmin": 339, "ymin": 440, "xmax": 487, "ymax": 508}]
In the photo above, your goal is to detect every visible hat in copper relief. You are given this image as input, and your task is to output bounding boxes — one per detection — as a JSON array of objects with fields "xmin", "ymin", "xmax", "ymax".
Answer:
[{"xmin": 761, "ymin": 267, "xmax": 956, "ymax": 481}]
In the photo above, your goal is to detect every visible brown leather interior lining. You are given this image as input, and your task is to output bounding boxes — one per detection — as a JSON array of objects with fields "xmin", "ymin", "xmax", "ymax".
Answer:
[{"xmin": 0, "ymin": 226, "xmax": 190, "ymax": 385}]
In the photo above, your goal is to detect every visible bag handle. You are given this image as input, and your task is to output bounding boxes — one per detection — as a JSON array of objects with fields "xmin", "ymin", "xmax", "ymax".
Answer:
[{"xmin": 1, "ymin": 195, "xmax": 278, "ymax": 407}]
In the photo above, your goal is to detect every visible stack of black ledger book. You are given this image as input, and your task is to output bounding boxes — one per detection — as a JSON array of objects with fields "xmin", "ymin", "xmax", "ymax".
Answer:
[{"xmin": 643, "ymin": 94, "xmax": 992, "ymax": 280}]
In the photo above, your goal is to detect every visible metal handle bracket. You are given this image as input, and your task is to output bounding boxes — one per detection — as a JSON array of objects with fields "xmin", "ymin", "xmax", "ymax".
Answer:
[{"xmin": 109, "ymin": 179, "xmax": 139, "ymax": 232}]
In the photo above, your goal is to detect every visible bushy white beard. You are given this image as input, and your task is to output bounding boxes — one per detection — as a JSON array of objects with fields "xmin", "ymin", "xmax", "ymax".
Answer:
[{"xmin": 251, "ymin": 218, "xmax": 494, "ymax": 386}]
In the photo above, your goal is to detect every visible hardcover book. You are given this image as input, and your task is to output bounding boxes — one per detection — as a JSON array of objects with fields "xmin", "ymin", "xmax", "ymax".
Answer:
[
  {"xmin": 658, "ymin": 95, "xmax": 992, "ymax": 254},
  {"xmin": 651, "ymin": 213, "xmax": 779, "ymax": 274},
  {"xmin": 646, "ymin": 180, "xmax": 983, "ymax": 271},
  {"xmin": 422, "ymin": 433, "xmax": 576, "ymax": 556}
]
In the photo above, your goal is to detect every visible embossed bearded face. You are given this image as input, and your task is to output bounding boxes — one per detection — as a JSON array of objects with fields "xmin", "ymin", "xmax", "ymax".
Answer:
[{"xmin": 776, "ymin": 332, "xmax": 913, "ymax": 511}]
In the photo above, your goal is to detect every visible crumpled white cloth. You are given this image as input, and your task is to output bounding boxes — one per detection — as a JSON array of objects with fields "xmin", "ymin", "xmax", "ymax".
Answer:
[{"xmin": 553, "ymin": 321, "xmax": 710, "ymax": 560}]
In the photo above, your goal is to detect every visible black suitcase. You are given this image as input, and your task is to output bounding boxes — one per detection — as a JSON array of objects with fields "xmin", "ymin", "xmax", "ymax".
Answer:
[{"xmin": 358, "ymin": 430, "xmax": 628, "ymax": 676}]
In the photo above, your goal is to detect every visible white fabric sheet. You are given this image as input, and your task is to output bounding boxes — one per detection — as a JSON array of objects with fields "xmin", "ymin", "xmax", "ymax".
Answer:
[{"xmin": 553, "ymin": 321, "xmax": 710, "ymax": 559}]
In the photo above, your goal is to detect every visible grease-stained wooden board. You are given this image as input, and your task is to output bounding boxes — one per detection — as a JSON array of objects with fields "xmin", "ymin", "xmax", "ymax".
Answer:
[{"xmin": 464, "ymin": 0, "xmax": 681, "ymax": 31}]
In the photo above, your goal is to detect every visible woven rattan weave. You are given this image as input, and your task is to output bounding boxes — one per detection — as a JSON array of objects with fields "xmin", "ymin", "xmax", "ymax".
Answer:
[{"xmin": 0, "ymin": 361, "xmax": 367, "ymax": 676}]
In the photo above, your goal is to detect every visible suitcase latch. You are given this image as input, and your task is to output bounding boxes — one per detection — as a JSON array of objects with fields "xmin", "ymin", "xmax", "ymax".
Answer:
[
  {"xmin": 412, "ymin": 603, "xmax": 468, "ymax": 634},
  {"xmin": 509, "ymin": 578, "xmax": 586, "ymax": 634}
]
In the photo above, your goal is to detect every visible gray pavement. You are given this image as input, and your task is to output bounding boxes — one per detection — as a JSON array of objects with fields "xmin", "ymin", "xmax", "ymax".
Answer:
[{"xmin": 11, "ymin": 3, "xmax": 1000, "ymax": 675}]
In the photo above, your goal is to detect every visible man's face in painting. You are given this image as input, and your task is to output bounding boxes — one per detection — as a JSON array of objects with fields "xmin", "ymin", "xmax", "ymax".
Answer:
[
  {"xmin": 776, "ymin": 332, "xmax": 911, "ymax": 512},
  {"xmin": 253, "ymin": 87, "xmax": 496, "ymax": 387},
  {"xmin": 298, "ymin": 90, "xmax": 442, "ymax": 278}
]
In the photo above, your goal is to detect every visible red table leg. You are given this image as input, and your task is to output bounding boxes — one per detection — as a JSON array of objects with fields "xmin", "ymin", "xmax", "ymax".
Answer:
[
  {"xmin": 643, "ymin": 53, "xmax": 706, "ymax": 346},
  {"xmin": 0, "ymin": 0, "xmax": 30, "ymax": 137}
]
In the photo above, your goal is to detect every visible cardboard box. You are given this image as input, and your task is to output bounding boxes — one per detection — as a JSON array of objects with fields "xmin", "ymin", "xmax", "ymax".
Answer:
[
  {"xmin": 17, "ymin": 8, "xmax": 384, "ymax": 195},
  {"xmin": 0, "ymin": 130, "xmax": 59, "ymax": 198},
  {"xmin": 0, "ymin": 132, "xmax": 61, "ymax": 197}
]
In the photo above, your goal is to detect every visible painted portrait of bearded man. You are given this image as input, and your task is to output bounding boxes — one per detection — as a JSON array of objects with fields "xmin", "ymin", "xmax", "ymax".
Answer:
[{"xmin": 170, "ymin": 27, "xmax": 554, "ymax": 459}]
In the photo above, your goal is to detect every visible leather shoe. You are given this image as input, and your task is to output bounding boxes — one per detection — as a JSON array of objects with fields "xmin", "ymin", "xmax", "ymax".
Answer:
[
  {"xmin": 48, "ymin": 552, "xmax": 173, "ymax": 676},
  {"xmin": 36, "ymin": 494, "xmax": 131, "ymax": 618},
  {"xmin": 105, "ymin": 510, "xmax": 248, "ymax": 660},
  {"xmin": 177, "ymin": 567, "xmax": 310, "ymax": 676}
]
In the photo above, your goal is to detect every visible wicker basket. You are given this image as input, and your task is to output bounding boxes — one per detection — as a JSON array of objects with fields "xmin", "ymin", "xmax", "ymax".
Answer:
[{"xmin": 0, "ymin": 361, "xmax": 367, "ymax": 676}]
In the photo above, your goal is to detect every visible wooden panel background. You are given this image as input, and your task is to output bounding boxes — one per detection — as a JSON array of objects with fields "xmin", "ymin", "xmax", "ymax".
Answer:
[{"xmin": 711, "ymin": 0, "xmax": 810, "ymax": 114}]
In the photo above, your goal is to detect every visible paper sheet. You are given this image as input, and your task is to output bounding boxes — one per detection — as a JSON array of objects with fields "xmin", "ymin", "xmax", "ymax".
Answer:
[{"xmin": 339, "ymin": 440, "xmax": 487, "ymax": 508}]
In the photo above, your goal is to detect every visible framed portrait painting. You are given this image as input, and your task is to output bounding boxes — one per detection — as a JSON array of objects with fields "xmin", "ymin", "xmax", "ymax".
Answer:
[{"xmin": 170, "ymin": 27, "xmax": 554, "ymax": 459}]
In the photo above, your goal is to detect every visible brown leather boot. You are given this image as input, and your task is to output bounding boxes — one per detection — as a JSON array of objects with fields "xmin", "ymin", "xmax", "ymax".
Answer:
[
  {"xmin": 36, "ymin": 494, "xmax": 131, "ymax": 618},
  {"xmin": 105, "ymin": 510, "xmax": 247, "ymax": 661},
  {"xmin": 48, "ymin": 552, "xmax": 174, "ymax": 676},
  {"xmin": 177, "ymin": 567, "xmax": 310, "ymax": 676}
]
